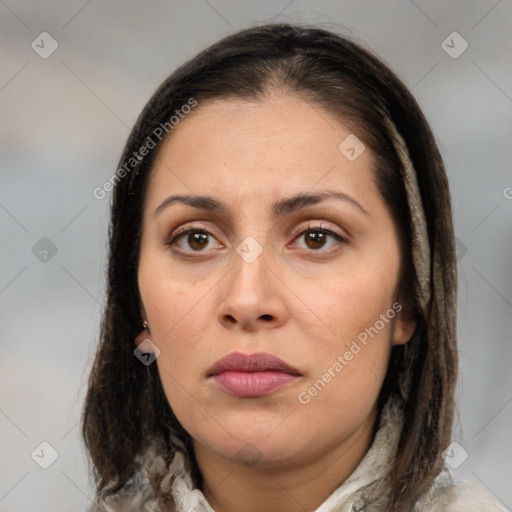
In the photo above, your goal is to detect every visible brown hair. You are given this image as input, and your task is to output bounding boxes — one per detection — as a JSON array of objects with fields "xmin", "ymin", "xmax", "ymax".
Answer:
[{"xmin": 82, "ymin": 22, "xmax": 458, "ymax": 511}]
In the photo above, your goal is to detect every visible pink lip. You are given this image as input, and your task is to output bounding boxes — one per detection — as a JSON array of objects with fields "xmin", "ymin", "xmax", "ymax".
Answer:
[{"xmin": 208, "ymin": 351, "xmax": 302, "ymax": 398}]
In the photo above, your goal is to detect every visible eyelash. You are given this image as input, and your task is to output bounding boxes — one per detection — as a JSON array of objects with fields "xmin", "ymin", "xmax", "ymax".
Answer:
[{"xmin": 166, "ymin": 223, "xmax": 347, "ymax": 256}]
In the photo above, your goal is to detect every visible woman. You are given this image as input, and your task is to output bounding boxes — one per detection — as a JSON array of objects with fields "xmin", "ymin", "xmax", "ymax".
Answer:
[{"xmin": 82, "ymin": 23, "xmax": 505, "ymax": 511}]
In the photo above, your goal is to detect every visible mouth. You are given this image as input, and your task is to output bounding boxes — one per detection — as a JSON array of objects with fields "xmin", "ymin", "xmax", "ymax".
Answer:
[{"xmin": 208, "ymin": 351, "xmax": 303, "ymax": 398}]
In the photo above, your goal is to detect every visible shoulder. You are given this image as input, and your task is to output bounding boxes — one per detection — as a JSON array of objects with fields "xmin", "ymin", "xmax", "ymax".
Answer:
[{"xmin": 425, "ymin": 479, "xmax": 506, "ymax": 512}]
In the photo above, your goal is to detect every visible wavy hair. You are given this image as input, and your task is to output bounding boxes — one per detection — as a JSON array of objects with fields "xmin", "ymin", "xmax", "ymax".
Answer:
[{"xmin": 82, "ymin": 23, "xmax": 458, "ymax": 511}]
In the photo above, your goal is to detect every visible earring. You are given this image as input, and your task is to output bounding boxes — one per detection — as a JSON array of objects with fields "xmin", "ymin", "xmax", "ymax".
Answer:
[
  {"xmin": 135, "ymin": 325, "xmax": 152, "ymax": 348},
  {"xmin": 143, "ymin": 320, "xmax": 149, "ymax": 330}
]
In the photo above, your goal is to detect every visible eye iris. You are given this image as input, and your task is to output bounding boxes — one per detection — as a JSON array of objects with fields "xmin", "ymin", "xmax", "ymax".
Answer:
[
  {"xmin": 188, "ymin": 232, "xmax": 208, "ymax": 250},
  {"xmin": 177, "ymin": 228, "xmax": 333, "ymax": 252},
  {"xmin": 305, "ymin": 231, "xmax": 326, "ymax": 249}
]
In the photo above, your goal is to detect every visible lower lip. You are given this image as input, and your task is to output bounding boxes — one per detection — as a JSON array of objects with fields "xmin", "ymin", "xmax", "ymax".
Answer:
[{"xmin": 211, "ymin": 371, "xmax": 300, "ymax": 397}]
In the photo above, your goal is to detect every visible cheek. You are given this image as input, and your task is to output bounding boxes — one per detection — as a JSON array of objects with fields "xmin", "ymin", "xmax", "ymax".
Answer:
[
  {"xmin": 141, "ymin": 276, "xmax": 215, "ymax": 431},
  {"xmin": 299, "ymin": 268, "xmax": 399, "ymax": 395},
  {"xmin": 138, "ymin": 261, "xmax": 215, "ymax": 373},
  {"xmin": 317, "ymin": 267, "xmax": 399, "ymax": 339},
  {"xmin": 296, "ymin": 286, "xmax": 396, "ymax": 428}
]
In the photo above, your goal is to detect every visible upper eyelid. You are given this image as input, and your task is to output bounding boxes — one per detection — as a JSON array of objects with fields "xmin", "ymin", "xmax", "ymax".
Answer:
[
  {"xmin": 160, "ymin": 204, "xmax": 356, "ymax": 239},
  {"xmin": 170, "ymin": 220, "xmax": 342, "ymax": 237}
]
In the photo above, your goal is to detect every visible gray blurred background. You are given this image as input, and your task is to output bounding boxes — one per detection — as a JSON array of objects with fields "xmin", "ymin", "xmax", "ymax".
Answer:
[{"xmin": 1, "ymin": 1, "xmax": 511, "ymax": 510}]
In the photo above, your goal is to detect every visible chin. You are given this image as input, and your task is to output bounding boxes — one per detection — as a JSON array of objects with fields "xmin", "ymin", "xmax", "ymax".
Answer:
[
  {"xmin": 217, "ymin": 439, "xmax": 305, "ymax": 469},
  {"xmin": 193, "ymin": 421, "xmax": 312, "ymax": 469}
]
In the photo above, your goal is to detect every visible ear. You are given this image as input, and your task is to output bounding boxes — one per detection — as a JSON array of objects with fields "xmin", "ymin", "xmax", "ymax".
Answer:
[{"xmin": 391, "ymin": 304, "xmax": 417, "ymax": 346}]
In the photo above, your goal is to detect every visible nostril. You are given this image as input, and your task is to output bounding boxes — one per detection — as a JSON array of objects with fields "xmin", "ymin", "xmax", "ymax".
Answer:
[
  {"xmin": 225, "ymin": 315, "xmax": 237, "ymax": 324},
  {"xmin": 260, "ymin": 314, "xmax": 273, "ymax": 321}
]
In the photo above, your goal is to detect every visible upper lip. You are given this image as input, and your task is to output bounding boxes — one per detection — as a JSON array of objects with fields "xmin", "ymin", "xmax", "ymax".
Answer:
[{"xmin": 208, "ymin": 351, "xmax": 302, "ymax": 377}]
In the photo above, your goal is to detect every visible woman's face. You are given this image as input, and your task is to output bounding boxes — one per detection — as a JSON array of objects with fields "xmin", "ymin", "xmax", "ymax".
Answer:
[{"xmin": 138, "ymin": 94, "xmax": 415, "ymax": 471}]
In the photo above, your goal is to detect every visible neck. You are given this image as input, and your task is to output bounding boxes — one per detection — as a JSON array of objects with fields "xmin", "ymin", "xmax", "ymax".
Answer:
[{"xmin": 193, "ymin": 407, "xmax": 378, "ymax": 512}]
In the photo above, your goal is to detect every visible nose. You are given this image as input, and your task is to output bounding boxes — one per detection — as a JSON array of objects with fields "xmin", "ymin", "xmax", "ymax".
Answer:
[{"xmin": 217, "ymin": 245, "xmax": 288, "ymax": 332}]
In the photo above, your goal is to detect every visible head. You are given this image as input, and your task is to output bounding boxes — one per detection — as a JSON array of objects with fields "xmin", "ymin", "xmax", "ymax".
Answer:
[{"xmin": 83, "ymin": 23, "xmax": 458, "ymax": 511}]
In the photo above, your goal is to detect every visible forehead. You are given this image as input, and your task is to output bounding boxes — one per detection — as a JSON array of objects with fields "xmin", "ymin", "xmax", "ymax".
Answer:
[
  {"xmin": 146, "ymin": 94, "xmax": 377, "ymax": 210},
  {"xmin": 156, "ymin": 94, "xmax": 368, "ymax": 158}
]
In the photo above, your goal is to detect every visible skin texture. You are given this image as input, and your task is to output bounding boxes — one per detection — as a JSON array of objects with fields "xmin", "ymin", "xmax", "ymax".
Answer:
[{"xmin": 137, "ymin": 94, "xmax": 417, "ymax": 512}]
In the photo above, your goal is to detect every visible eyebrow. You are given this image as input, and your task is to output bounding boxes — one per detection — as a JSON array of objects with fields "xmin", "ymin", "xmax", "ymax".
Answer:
[{"xmin": 154, "ymin": 189, "xmax": 369, "ymax": 218}]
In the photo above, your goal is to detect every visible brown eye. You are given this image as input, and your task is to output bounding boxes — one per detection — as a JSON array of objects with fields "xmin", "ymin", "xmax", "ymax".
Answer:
[
  {"xmin": 293, "ymin": 225, "xmax": 347, "ymax": 253},
  {"xmin": 167, "ymin": 227, "xmax": 221, "ymax": 253},
  {"xmin": 304, "ymin": 231, "xmax": 328, "ymax": 250},
  {"xmin": 186, "ymin": 232, "xmax": 209, "ymax": 251}
]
